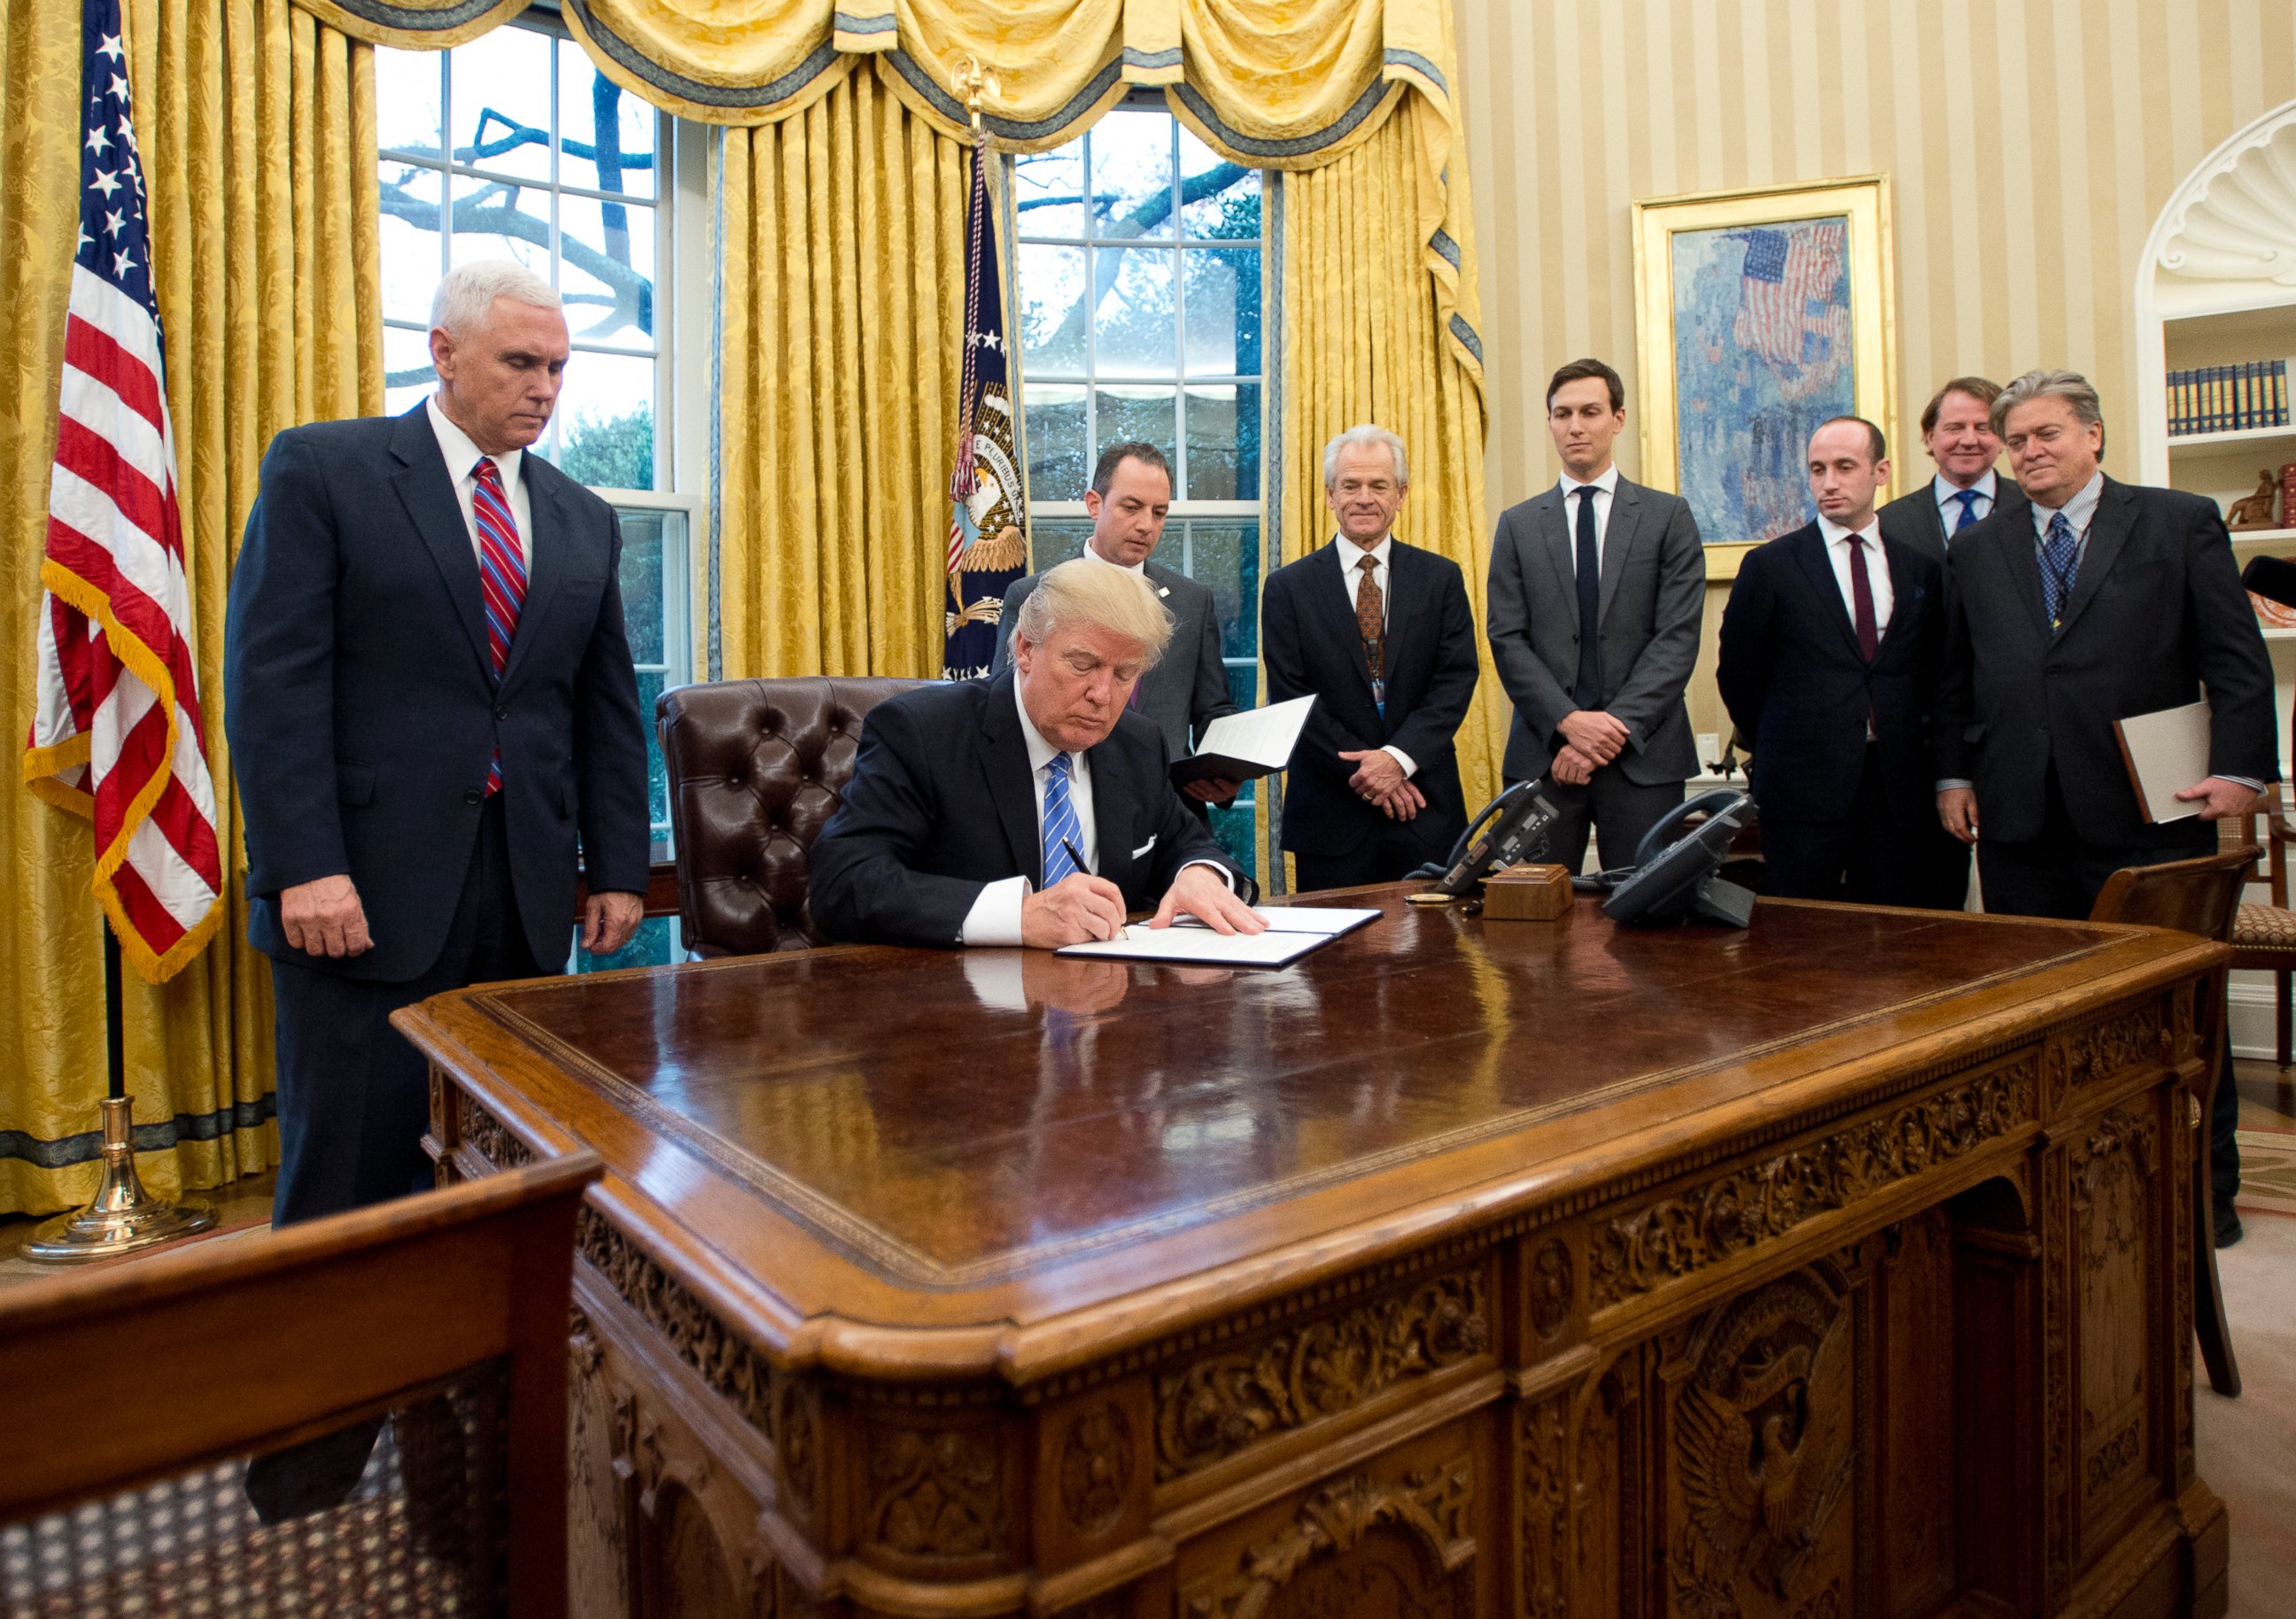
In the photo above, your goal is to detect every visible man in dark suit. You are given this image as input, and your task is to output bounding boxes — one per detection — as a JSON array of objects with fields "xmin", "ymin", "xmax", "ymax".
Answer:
[
  {"xmin": 1718, "ymin": 417, "xmax": 1945, "ymax": 904},
  {"xmin": 1935, "ymin": 368, "xmax": 2274, "ymax": 1246},
  {"xmin": 1260, "ymin": 425, "xmax": 1479, "ymax": 891},
  {"xmin": 1485, "ymin": 359, "xmax": 1705, "ymax": 872},
  {"xmin": 811, "ymin": 558, "xmax": 1261, "ymax": 948},
  {"xmin": 1876, "ymin": 376, "xmax": 2028, "ymax": 910},
  {"xmin": 994, "ymin": 441, "xmax": 1239, "ymax": 820},
  {"xmin": 225, "ymin": 261, "xmax": 650, "ymax": 1229}
]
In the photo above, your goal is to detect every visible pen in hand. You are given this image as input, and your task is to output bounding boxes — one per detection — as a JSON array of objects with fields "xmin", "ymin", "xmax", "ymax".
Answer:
[{"xmin": 1059, "ymin": 839, "xmax": 1119, "ymax": 941}]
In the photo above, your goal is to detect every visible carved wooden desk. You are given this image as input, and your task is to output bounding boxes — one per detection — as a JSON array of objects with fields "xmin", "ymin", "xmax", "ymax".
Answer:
[{"xmin": 399, "ymin": 889, "xmax": 2229, "ymax": 1619}]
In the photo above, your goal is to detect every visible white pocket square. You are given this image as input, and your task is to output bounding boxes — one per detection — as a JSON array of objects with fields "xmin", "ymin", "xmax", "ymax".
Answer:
[{"xmin": 1132, "ymin": 836, "xmax": 1158, "ymax": 857}]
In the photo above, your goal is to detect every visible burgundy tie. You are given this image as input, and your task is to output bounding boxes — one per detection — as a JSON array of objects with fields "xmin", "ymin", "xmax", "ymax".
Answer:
[
  {"xmin": 1846, "ymin": 531, "xmax": 1880, "ymax": 662},
  {"xmin": 470, "ymin": 457, "xmax": 527, "ymax": 795}
]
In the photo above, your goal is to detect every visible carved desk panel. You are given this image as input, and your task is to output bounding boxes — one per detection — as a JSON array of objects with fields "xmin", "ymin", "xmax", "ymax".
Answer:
[{"xmin": 399, "ymin": 889, "xmax": 2228, "ymax": 1619}]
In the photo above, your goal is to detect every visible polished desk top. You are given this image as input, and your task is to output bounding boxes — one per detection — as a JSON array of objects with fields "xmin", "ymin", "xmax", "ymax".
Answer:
[{"xmin": 395, "ymin": 887, "xmax": 2220, "ymax": 1377}]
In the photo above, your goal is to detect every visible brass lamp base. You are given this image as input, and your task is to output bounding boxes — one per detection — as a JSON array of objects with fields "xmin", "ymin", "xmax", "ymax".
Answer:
[{"xmin": 23, "ymin": 1096, "xmax": 216, "ymax": 1262}]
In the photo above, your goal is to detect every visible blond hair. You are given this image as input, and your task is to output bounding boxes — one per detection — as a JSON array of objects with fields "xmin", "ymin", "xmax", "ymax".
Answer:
[{"xmin": 1013, "ymin": 557, "xmax": 1174, "ymax": 664}]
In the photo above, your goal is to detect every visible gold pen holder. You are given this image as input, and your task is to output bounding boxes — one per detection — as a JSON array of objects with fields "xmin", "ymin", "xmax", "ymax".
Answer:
[{"xmin": 23, "ymin": 1096, "xmax": 216, "ymax": 1262}]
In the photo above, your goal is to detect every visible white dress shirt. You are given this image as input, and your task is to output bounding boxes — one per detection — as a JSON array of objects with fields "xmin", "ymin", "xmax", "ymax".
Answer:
[
  {"xmin": 1081, "ymin": 542, "xmax": 1146, "ymax": 578},
  {"xmin": 1816, "ymin": 513, "xmax": 1894, "ymax": 634},
  {"xmin": 2028, "ymin": 469, "xmax": 2104, "ymax": 555},
  {"xmin": 426, "ymin": 395, "xmax": 531, "ymax": 567},
  {"xmin": 1332, "ymin": 534, "xmax": 1416, "ymax": 779},
  {"xmin": 1933, "ymin": 469, "xmax": 1997, "ymax": 536},
  {"xmin": 1557, "ymin": 464, "xmax": 1621, "ymax": 575},
  {"xmin": 957, "ymin": 678, "xmax": 1230, "ymax": 945}
]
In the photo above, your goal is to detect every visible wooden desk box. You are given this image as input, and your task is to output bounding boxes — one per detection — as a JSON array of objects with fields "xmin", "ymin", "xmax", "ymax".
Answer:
[
  {"xmin": 402, "ymin": 887, "xmax": 2229, "ymax": 1619},
  {"xmin": 1481, "ymin": 863, "xmax": 1573, "ymax": 920}
]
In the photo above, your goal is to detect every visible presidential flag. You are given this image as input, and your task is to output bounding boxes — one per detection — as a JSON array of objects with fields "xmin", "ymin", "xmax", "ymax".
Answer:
[
  {"xmin": 22, "ymin": 0, "xmax": 225, "ymax": 984},
  {"xmin": 942, "ymin": 141, "xmax": 1026, "ymax": 680}
]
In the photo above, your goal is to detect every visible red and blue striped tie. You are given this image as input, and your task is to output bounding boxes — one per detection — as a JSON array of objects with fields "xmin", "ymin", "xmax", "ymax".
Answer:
[{"xmin": 470, "ymin": 457, "xmax": 526, "ymax": 795}]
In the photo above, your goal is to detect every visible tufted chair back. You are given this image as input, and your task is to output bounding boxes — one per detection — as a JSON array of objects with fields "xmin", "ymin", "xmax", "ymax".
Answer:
[{"xmin": 657, "ymin": 676, "xmax": 930, "ymax": 956}]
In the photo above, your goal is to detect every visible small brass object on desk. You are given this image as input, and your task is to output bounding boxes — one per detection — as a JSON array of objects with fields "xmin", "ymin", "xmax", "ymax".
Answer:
[
  {"xmin": 1404, "ymin": 890, "xmax": 1455, "ymax": 906},
  {"xmin": 1481, "ymin": 863, "xmax": 1573, "ymax": 921}
]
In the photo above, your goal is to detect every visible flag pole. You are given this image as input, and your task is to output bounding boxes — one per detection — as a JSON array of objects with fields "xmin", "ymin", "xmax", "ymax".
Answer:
[{"xmin": 22, "ymin": 918, "xmax": 216, "ymax": 1262}]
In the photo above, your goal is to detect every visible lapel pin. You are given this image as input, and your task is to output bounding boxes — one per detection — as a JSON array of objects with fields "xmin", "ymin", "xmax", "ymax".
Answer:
[{"xmin": 1158, "ymin": 585, "xmax": 1170, "ymax": 597}]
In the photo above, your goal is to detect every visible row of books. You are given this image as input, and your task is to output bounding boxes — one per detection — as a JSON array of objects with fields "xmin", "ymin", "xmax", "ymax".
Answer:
[{"xmin": 2168, "ymin": 359, "xmax": 2290, "ymax": 437}]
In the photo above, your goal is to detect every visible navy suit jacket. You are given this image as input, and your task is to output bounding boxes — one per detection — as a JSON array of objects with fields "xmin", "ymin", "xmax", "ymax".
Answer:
[
  {"xmin": 1876, "ymin": 475, "xmax": 2030, "ymax": 569},
  {"xmin": 1935, "ymin": 476, "xmax": 2277, "ymax": 847},
  {"xmin": 1260, "ymin": 538, "xmax": 1479, "ymax": 859},
  {"xmin": 223, "ymin": 404, "xmax": 651, "ymax": 980},
  {"xmin": 808, "ymin": 669, "xmax": 1246, "ymax": 948},
  {"xmin": 1716, "ymin": 521, "xmax": 1944, "ymax": 830}
]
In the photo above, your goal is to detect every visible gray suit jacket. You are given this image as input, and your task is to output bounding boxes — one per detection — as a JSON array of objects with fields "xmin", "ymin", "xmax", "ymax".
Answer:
[
  {"xmin": 1485, "ymin": 476, "xmax": 1706, "ymax": 784},
  {"xmin": 994, "ymin": 559, "xmax": 1237, "ymax": 761},
  {"xmin": 1877, "ymin": 472, "xmax": 2031, "ymax": 569}
]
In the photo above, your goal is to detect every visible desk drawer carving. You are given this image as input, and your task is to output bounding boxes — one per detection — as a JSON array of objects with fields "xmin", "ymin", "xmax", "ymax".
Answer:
[
  {"xmin": 1591, "ymin": 1059, "xmax": 2036, "ymax": 1308},
  {"xmin": 1153, "ymin": 1267, "xmax": 1488, "ymax": 1483}
]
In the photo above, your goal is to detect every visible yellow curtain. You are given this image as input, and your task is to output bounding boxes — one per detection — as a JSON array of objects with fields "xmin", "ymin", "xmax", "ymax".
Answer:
[
  {"xmin": 0, "ymin": 0, "xmax": 379, "ymax": 1216},
  {"xmin": 717, "ymin": 61, "xmax": 969, "ymax": 678},
  {"xmin": 1279, "ymin": 93, "xmax": 1501, "ymax": 817}
]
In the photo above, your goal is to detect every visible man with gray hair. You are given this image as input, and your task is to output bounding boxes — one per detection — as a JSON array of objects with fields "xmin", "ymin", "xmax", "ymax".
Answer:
[
  {"xmin": 1261, "ymin": 423, "xmax": 1479, "ymax": 889},
  {"xmin": 812, "ymin": 558, "xmax": 1260, "ymax": 947},
  {"xmin": 225, "ymin": 259, "xmax": 651, "ymax": 1228},
  {"xmin": 1935, "ymin": 367, "xmax": 2274, "ymax": 1244}
]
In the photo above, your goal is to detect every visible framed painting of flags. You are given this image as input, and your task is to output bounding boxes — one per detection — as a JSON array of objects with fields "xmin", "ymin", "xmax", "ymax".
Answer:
[{"xmin": 1632, "ymin": 176, "xmax": 1897, "ymax": 581}]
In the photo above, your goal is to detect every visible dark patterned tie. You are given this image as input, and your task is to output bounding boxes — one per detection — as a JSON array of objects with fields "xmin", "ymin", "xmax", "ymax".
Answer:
[
  {"xmin": 1572, "ymin": 485, "xmax": 1602, "ymax": 709},
  {"xmin": 2041, "ymin": 510, "xmax": 2080, "ymax": 629},
  {"xmin": 1846, "ymin": 531, "xmax": 1880, "ymax": 662},
  {"xmin": 470, "ymin": 457, "xmax": 527, "ymax": 795},
  {"xmin": 1953, "ymin": 488, "xmax": 1984, "ymax": 533},
  {"xmin": 1354, "ymin": 553, "xmax": 1385, "ymax": 687}
]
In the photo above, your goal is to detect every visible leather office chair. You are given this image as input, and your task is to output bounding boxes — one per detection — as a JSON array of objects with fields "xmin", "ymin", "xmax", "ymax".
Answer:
[
  {"xmin": 0, "ymin": 1152, "xmax": 600, "ymax": 1617},
  {"xmin": 657, "ymin": 675, "xmax": 929, "ymax": 955},
  {"xmin": 2222, "ymin": 789, "xmax": 2296, "ymax": 1065},
  {"xmin": 2090, "ymin": 846, "xmax": 2254, "ymax": 1398}
]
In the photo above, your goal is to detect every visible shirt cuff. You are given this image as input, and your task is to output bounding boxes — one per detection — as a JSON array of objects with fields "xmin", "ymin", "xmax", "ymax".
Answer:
[
  {"xmin": 1382, "ymin": 745, "xmax": 1417, "ymax": 779},
  {"xmin": 1177, "ymin": 858, "xmax": 1238, "ymax": 893},
  {"xmin": 959, "ymin": 875, "xmax": 1032, "ymax": 946},
  {"xmin": 1935, "ymin": 779, "xmax": 1974, "ymax": 792},
  {"xmin": 2215, "ymin": 775, "xmax": 2265, "ymax": 792}
]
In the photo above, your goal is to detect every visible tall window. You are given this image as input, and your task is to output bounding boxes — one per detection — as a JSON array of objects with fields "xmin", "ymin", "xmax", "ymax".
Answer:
[
  {"xmin": 376, "ymin": 23, "xmax": 695, "ymax": 967},
  {"xmin": 1012, "ymin": 105, "xmax": 1266, "ymax": 871}
]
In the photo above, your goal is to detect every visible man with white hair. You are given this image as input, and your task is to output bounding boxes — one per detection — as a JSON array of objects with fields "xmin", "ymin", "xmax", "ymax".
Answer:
[
  {"xmin": 1261, "ymin": 423, "xmax": 1480, "ymax": 889},
  {"xmin": 811, "ymin": 557, "xmax": 1261, "ymax": 948},
  {"xmin": 225, "ymin": 260, "xmax": 651, "ymax": 1228}
]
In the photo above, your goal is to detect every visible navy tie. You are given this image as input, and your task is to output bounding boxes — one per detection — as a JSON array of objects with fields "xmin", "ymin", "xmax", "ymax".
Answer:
[
  {"xmin": 2040, "ymin": 510, "xmax": 2080, "ymax": 629},
  {"xmin": 1953, "ymin": 488, "xmax": 1983, "ymax": 533},
  {"xmin": 1571, "ymin": 485, "xmax": 1602, "ymax": 709}
]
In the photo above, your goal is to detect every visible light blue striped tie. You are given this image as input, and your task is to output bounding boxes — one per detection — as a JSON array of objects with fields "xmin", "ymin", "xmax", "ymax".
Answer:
[{"xmin": 1041, "ymin": 753, "xmax": 1082, "ymax": 886}]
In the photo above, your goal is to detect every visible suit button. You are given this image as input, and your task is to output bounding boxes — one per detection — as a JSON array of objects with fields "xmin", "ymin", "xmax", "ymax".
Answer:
[
  {"xmin": 464, "ymin": 788, "xmax": 483, "ymax": 806},
  {"xmin": 495, "ymin": 706, "xmax": 509, "ymax": 721}
]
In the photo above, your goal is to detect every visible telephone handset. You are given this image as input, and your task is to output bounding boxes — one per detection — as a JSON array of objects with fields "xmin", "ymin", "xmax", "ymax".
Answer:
[
  {"xmin": 1422, "ymin": 781, "xmax": 1563, "ymax": 897},
  {"xmin": 1597, "ymin": 788, "xmax": 1758, "ymax": 926}
]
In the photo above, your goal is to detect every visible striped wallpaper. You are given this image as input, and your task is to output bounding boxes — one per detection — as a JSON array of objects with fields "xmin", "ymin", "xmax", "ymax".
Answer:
[{"xmin": 1453, "ymin": 0, "xmax": 2296, "ymax": 738}]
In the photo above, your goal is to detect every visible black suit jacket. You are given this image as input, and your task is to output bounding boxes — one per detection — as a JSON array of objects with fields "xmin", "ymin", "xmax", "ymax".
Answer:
[
  {"xmin": 1717, "ymin": 522, "xmax": 1944, "ymax": 829},
  {"xmin": 223, "ymin": 404, "xmax": 651, "ymax": 980},
  {"xmin": 1260, "ymin": 538, "xmax": 1479, "ymax": 858},
  {"xmin": 808, "ymin": 669, "xmax": 1245, "ymax": 948},
  {"xmin": 1935, "ymin": 476, "xmax": 2277, "ymax": 847},
  {"xmin": 1876, "ymin": 473, "xmax": 2030, "ymax": 569}
]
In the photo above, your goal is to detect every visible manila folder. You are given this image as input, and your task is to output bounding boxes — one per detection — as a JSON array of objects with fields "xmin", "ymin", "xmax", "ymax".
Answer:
[
  {"xmin": 1170, "ymin": 694, "xmax": 1315, "ymax": 786},
  {"xmin": 2113, "ymin": 699, "xmax": 2212, "ymax": 823}
]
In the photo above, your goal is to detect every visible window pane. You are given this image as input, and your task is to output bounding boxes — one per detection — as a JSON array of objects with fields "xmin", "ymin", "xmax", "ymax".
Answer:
[
  {"xmin": 1012, "ymin": 143, "xmax": 1087, "ymax": 239},
  {"xmin": 1028, "ymin": 516, "xmax": 1091, "ymax": 576},
  {"xmin": 1092, "ymin": 247, "xmax": 1176, "ymax": 377},
  {"xmin": 558, "ymin": 46, "xmax": 654, "ymax": 200},
  {"xmin": 1207, "ymin": 802, "xmax": 1256, "ymax": 876},
  {"xmin": 1183, "ymin": 521, "xmax": 1257, "ymax": 658},
  {"xmin": 1018, "ymin": 244, "xmax": 1086, "ymax": 374},
  {"xmin": 378, "ymin": 165, "xmax": 444, "ymax": 323},
  {"xmin": 1088, "ymin": 111, "xmax": 1175, "ymax": 239},
  {"xmin": 1024, "ymin": 383, "xmax": 1087, "ymax": 499},
  {"xmin": 1183, "ymin": 383, "xmax": 1261, "ymax": 501},
  {"xmin": 376, "ymin": 49, "xmax": 442, "ymax": 158},
  {"xmin": 635, "ymin": 670, "xmax": 668, "ymax": 832},
  {"xmin": 1183, "ymin": 247, "xmax": 1260, "ymax": 376},
  {"xmin": 560, "ymin": 194, "xmax": 655, "ymax": 350},
  {"xmin": 449, "ymin": 174, "xmax": 552, "ymax": 277},
  {"xmin": 1222, "ymin": 661, "xmax": 1258, "ymax": 712},
  {"xmin": 548, "ymin": 350, "xmax": 655, "ymax": 489},
  {"xmin": 1179, "ymin": 127, "xmax": 1260, "ymax": 241},
  {"xmin": 384, "ymin": 324, "xmax": 434, "ymax": 417},
  {"xmin": 450, "ymin": 27, "xmax": 554, "ymax": 182},
  {"xmin": 1093, "ymin": 386, "xmax": 1175, "ymax": 469},
  {"xmin": 574, "ymin": 913, "xmax": 679, "ymax": 972},
  {"xmin": 615, "ymin": 509, "xmax": 666, "ymax": 664}
]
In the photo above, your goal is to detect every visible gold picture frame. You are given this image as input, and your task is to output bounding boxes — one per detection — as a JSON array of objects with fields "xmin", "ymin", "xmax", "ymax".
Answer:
[{"xmin": 1632, "ymin": 176, "xmax": 1897, "ymax": 582}]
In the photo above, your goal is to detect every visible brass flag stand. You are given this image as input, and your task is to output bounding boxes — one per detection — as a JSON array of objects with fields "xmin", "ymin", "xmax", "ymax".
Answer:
[{"xmin": 24, "ymin": 925, "xmax": 214, "ymax": 1261}]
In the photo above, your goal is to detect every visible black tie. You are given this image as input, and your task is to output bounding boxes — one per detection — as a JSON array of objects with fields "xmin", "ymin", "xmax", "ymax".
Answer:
[{"xmin": 1572, "ymin": 485, "xmax": 1602, "ymax": 709}]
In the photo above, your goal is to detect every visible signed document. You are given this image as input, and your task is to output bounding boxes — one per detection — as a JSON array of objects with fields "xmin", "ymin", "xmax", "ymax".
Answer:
[{"xmin": 1056, "ymin": 906, "xmax": 1378, "ymax": 967}]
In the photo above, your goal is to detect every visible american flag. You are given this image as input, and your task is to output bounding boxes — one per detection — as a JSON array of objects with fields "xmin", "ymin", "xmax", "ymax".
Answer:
[
  {"xmin": 941, "ymin": 140, "xmax": 1026, "ymax": 680},
  {"xmin": 1732, "ymin": 222, "xmax": 1850, "ymax": 372},
  {"xmin": 22, "ymin": 0, "xmax": 224, "ymax": 983}
]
